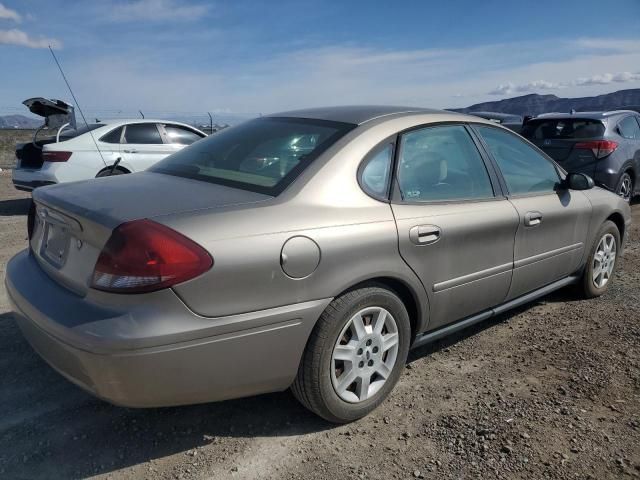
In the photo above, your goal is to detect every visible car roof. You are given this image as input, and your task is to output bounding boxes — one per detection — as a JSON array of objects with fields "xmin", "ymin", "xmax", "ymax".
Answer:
[
  {"xmin": 98, "ymin": 118, "xmax": 201, "ymax": 128},
  {"xmin": 467, "ymin": 111, "xmax": 523, "ymax": 121},
  {"xmin": 533, "ymin": 110, "xmax": 639, "ymax": 121},
  {"xmin": 90, "ymin": 119, "xmax": 206, "ymax": 135},
  {"xmin": 267, "ymin": 105, "xmax": 445, "ymax": 125}
]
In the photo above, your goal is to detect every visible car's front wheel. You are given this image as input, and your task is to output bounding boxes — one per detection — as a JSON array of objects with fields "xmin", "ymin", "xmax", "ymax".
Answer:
[
  {"xmin": 292, "ymin": 286, "xmax": 411, "ymax": 423},
  {"xmin": 580, "ymin": 220, "xmax": 620, "ymax": 298}
]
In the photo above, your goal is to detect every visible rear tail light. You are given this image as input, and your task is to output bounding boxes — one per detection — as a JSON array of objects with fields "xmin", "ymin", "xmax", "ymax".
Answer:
[
  {"xmin": 574, "ymin": 140, "xmax": 618, "ymax": 159},
  {"xmin": 42, "ymin": 151, "xmax": 72, "ymax": 162},
  {"xmin": 91, "ymin": 219, "xmax": 213, "ymax": 293}
]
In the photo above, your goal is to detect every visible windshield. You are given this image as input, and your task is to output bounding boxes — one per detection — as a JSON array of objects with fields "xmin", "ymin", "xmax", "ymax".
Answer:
[
  {"xmin": 151, "ymin": 117, "xmax": 356, "ymax": 195},
  {"xmin": 521, "ymin": 119, "xmax": 605, "ymax": 140}
]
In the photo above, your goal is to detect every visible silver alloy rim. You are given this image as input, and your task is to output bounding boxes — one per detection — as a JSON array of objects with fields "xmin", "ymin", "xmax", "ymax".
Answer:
[
  {"xmin": 330, "ymin": 306, "xmax": 399, "ymax": 403},
  {"xmin": 592, "ymin": 233, "xmax": 616, "ymax": 289},
  {"xmin": 619, "ymin": 175, "xmax": 632, "ymax": 201}
]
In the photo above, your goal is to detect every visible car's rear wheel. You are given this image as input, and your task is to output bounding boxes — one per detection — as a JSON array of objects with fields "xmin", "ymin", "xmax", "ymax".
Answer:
[
  {"xmin": 616, "ymin": 172, "xmax": 633, "ymax": 202},
  {"xmin": 580, "ymin": 220, "xmax": 620, "ymax": 298},
  {"xmin": 292, "ymin": 286, "xmax": 411, "ymax": 423}
]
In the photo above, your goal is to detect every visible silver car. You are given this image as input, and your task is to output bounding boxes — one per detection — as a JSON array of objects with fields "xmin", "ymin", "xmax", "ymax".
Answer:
[{"xmin": 6, "ymin": 106, "xmax": 631, "ymax": 423}]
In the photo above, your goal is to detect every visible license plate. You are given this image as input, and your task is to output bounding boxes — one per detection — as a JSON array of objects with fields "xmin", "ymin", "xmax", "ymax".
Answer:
[{"xmin": 41, "ymin": 222, "xmax": 70, "ymax": 268}]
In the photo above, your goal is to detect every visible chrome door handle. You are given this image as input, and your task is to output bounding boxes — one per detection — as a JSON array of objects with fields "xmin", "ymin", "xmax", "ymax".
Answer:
[
  {"xmin": 409, "ymin": 225, "xmax": 441, "ymax": 245},
  {"xmin": 524, "ymin": 211, "xmax": 542, "ymax": 227},
  {"xmin": 123, "ymin": 149, "xmax": 138, "ymax": 153}
]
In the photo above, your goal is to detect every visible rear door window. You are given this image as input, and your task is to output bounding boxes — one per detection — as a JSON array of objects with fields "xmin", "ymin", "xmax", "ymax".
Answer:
[
  {"xmin": 100, "ymin": 126, "xmax": 123, "ymax": 144},
  {"xmin": 123, "ymin": 123, "xmax": 163, "ymax": 144},
  {"xmin": 163, "ymin": 124, "xmax": 205, "ymax": 145},
  {"xmin": 618, "ymin": 116, "xmax": 640, "ymax": 139},
  {"xmin": 521, "ymin": 119, "xmax": 605, "ymax": 139},
  {"xmin": 477, "ymin": 126, "xmax": 560, "ymax": 195},
  {"xmin": 396, "ymin": 125, "xmax": 494, "ymax": 202}
]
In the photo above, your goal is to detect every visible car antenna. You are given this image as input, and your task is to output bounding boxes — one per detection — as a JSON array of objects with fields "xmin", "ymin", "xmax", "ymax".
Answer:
[
  {"xmin": 48, "ymin": 45, "xmax": 107, "ymax": 167},
  {"xmin": 139, "ymin": 110, "xmax": 145, "ymax": 119}
]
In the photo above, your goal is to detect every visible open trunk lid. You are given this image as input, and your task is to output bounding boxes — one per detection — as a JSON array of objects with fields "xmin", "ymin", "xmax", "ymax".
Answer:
[
  {"xmin": 15, "ymin": 98, "xmax": 77, "ymax": 170},
  {"xmin": 30, "ymin": 171, "xmax": 270, "ymax": 295},
  {"xmin": 23, "ymin": 97, "xmax": 76, "ymax": 129}
]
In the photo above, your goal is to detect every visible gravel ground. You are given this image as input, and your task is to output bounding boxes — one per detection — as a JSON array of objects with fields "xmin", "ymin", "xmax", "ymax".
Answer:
[{"xmin": 0, "ymin": 170, "xmax": 638, "ymax": 480}]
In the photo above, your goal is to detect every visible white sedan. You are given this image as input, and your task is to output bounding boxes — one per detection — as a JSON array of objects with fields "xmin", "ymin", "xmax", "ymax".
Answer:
[{"xmin": 13, "ymin": 119, "xmax": 206, "ymax": 191}]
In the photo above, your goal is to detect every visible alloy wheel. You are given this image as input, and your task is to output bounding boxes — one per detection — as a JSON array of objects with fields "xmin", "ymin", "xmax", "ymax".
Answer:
[
  {"xmin": 618, "ymin": 174, "xmax": 632, "ymax": 202},
  {"xmin": 331, "ymin": 307, "xmax": 399, "ymax": 403},
  {"xmin": 592, "ymin": 233, "xmax": 617, "ymax": 289}
]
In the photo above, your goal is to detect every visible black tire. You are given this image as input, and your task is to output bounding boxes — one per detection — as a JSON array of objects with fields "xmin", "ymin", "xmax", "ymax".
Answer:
[
  {"xmin": 616, "ymin": 171, "xmax": 633, "ymax": 203},
  {"xmin": 96, "ymin": 167, "xmax": 128, "ymax": 177},
  {"xmin": 291, "ymin": 285, "xmax": 411, "ymax": 423},
  {"xmin": 580, "ymin": 220, "xmax": 620, "ymax": 299}
]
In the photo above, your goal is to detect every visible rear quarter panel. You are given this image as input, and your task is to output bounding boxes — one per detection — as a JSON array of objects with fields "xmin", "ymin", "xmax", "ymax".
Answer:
[
  {"xmin": 161, "ymin": 200, "xmax": 425, "ymax": 322},
  {"xmin": 580, "ymin": 187, "xmax": 631, "ymax": 263}
]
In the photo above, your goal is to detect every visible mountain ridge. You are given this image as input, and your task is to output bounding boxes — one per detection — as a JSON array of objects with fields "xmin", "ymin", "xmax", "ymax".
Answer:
[
  {"xmin": 451, "ymin": 88, "xmax": 640, "ymax": 116},
  {"xmin": 0, "ymin": 114, "xmax": 43, "ymax": 129}
]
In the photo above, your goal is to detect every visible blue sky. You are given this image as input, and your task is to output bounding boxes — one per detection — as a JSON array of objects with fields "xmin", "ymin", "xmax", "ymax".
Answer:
[{"xmin": 1, "ymin": 0, "xmax": 640, "ymax": 122}]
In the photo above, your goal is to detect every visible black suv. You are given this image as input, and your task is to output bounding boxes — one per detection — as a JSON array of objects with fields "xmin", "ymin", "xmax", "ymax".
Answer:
[{"xmin": 521, "ymin": 110, "xmax": 640, "ymax": 201}]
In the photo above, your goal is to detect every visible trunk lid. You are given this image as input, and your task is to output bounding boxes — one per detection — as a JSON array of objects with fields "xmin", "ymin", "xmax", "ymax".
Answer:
[
  {"xmin": 16, "ymin": 98, "xmax": 77, "ymax": 170},
  {"xmin": 31, "ymin": 171, "xmax": 270, "ymax": 294},
  {"xmin": 522, "ymin": 117, "xmax": 607, "ymax": 177},
  {"xmin": 23, "ymin": 97, "xmax": 76, "ymax": 129},
  {"xmin": 529, "ymin": 138, "xmax": 600, "ymax": 179}
]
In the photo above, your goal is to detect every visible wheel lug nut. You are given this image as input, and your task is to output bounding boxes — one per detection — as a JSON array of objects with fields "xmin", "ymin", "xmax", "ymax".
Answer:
[
  {"xmin": 367, "ymin": 360, "xmax": 374, "ymax": 367},
  {"xmin": 358, "ymin": 361, "xmax": 364, "ymax": 368},
  {"xmin": 357, "ymin": 348, "xmax": 363, "ymax": 355},
  {"xmin": 372, "ymin": 346, "xmax": 379, "ymax": 353},
  {"xmin": 366, "ymin": 339, "xmax": 372, "ymax": 346}
]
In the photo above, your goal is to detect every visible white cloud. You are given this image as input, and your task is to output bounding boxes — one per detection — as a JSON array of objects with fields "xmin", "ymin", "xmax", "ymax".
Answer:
[
  {"xmin": 0, "ymin": 28, "xmax": 62, "ymax": 49},
  {"xmin": 0, "ymin": 3, "xmax": 20, "ymax": 22},
  {"xmin": 489, "ymin": 71, "xmax": 640, "ymax": 95},
  {"xmin": 107, "ymin": 0, "xmax": 209, "ymax": 21},
  {"xmin": 612, "ymin": 71, "xmax": 640, "ymax": 82},
  {"xmin": 488, "ymin": 83, "xmax": 515, "ymax": 95}
]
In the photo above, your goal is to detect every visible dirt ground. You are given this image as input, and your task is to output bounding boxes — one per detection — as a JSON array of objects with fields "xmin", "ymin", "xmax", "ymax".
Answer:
[
  {"xmin": 0, "ymin": 170, "xmax": 638, "ymax": 480},
  {"xmin": 0, "ymin": 130, "xmax": 38, "ymax": 169}
]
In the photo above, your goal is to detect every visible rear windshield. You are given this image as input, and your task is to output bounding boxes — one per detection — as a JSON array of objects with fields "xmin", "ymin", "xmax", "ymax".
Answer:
[
  {"xmin": 151, "ymin": 117, "xmax": 356, "ymax": 195},
  {"xmin": 521, "ymin": 119, "xmax": 605, "ymax": 140},
  {"xmin": 59, "ymin": 123, "xmax": 105, "ymax": 140}
]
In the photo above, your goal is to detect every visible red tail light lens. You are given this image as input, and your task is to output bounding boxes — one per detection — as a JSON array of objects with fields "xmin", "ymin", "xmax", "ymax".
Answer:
[
  {"xmin": 42, "ymin": 151, "xmax": 72, "ymax": 162},
  {"xmin": 574, "ymin": 140, "xmax": 618, "ymax": 159},
  {"xmin": 91, "ymin": 219, "xmax": 213, "ymax": 293}
]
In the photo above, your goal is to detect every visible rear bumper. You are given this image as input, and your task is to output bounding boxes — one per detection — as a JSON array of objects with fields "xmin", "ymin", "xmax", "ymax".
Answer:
[
  {"xmin": 6, "ymin": 250, "xmax": 330, "ymax": 407},
  {"xmin": 12, "ymin": 179, "xmax": 56, "ymax": 191},
  {"xmin": 12, "ymin": 165, "xmax": 58, "ymax": 191}
]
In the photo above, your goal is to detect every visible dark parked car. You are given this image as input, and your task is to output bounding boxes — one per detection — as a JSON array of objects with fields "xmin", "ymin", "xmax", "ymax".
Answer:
[{"xmin": 521, "ymin": 110, "xmax": 640, "ymax": 201}]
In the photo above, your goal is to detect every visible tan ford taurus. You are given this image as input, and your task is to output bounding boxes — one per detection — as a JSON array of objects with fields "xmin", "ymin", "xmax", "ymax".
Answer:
[{"xmin": 6, "ymin": 106, "xmax": 631, "ymax": 423}]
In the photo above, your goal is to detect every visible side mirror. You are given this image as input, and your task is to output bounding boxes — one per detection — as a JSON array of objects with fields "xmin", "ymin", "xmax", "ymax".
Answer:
[{"xmin": 565, "ymin": 172, "xmax": 594, "ymax": 190}]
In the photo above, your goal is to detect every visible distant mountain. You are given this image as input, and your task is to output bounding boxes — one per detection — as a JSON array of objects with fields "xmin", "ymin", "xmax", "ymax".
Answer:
[
  {"xmin": 0, "ymin": 114, "xmax": 43, "ymax": 129},
  {"xmin": 452, "ymin": 88, "xmax": 640, "ymax": 117}
]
